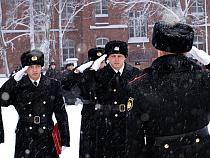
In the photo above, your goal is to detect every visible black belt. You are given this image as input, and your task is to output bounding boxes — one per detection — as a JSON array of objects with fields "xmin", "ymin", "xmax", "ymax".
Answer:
[
  {"xmin": 95, "ymin": 104, "xmax": 126, "ymax": 112},
  {"xmin": 82, "ymin": 99, "xmax": 97, "ymax": 104},
  {"xmin": 21, "ymin": 116, "xmax": 50, "ymax": 124},
  {"xmin": 147, "ymin": 126, "xmax": 209, "ymax": 146}
]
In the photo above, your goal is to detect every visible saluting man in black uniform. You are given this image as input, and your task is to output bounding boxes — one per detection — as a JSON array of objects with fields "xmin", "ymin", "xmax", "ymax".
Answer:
[
  {"xmin": 86, "ymin": 40, "xmax": 142, "ymax": 158},
  {"xmin": 78, "ymin": 47, "xmax": 107, "ymax": 158},
  {"xmin": 0, "ymin": 105, "xmax": 3, "ymax": 144},
  {"xmin": 45, "ymin": 62, "xmax": 58, "ymax": 79},
  {"xmin": 127, "ymin": 21, "xmax": 210, "ymax": 157},
  {"xmin": 0, "ymin": 50, "xmax": 70, "ymax": 158},
  {"xmin": 61, "ymin": 47, "xmax": 107, "ymax": 158}
]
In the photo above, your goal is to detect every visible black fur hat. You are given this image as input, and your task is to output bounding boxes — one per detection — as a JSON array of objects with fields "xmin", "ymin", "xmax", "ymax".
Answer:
[
  {"xmin": 50, "ymin": 62, "xmax": 56, "ymax": 66},
  {"xmin": 105, "ymin": 40, "xmax": 128, "ymax": 58},
  {"xmin": 152, "ymin": 21, "xmax": 194, "ymax": 53},
  {"xmin": 135, "ymin": 62, "xmax": 141, "ymax": 65},
  {"xmin": 88, "ymin": 47, "xmax": 105, "ymax": 61},
  {"xmin": 21, "ymin": 49, "xmax": 44, "ymax": 67},
  {"xmin": 65, "ymin": 63, "xmax": 74, "ymax": 69}
]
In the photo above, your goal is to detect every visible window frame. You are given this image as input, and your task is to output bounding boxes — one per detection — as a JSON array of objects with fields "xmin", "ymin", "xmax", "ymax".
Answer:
[
  {"xmin": 191, "ymin": 0, "xmax": 203, "ymax": 14},
  {"xmin": 95, "ymin": 0, "xmax": 108, "ymax": 16},
  {"xmin": 128, "ymin": 10, "xmax": 149, "ymax": 43},
  {"xmin": 96, "ymin": 38, "xmax": 109, "ymax": 48},
  {"xmin": 62, "ymin": 39, "xmax": 75, "ymax": 63},
  {"xmin": 193, "ymin": 35, "xmax": 204, "ymax": 50}
]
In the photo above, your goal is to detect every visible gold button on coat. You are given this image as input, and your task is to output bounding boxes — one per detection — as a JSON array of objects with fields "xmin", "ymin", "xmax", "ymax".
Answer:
[
  {"xmin": 196, "ymin": 138, "xmax": 200, "ymax": 143},
  {"xmin": 164, "ymin": 144, "xmax": 169, "ymax": 149}
]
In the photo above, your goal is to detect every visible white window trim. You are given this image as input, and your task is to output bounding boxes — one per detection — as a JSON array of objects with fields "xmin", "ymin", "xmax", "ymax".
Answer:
[
  {"xmin": 128, "ymin": 37, "xmax": 149, "ymax": 44},
  {"xmin": 95, "ymin": 14, "xmax": 109, "ymax": 18},
  {"xmin": 90, "ymin": 25, "xmax": 128, "ymax": 29}
]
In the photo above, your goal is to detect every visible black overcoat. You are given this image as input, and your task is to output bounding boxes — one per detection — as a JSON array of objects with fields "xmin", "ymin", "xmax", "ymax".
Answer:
[
  {"xmin": 127, "ymin": 54, "xmax": 210, "ymax": 158},
  {"xmin": 45, "ymin": 69, "xmax": 59, "ymax": 79},
  {"xmin": 61, "ymin": 68, "xmax": 99, "ymax": 157},
  {"xmin": 91, "ymin": 63, "xmax": 142, "ymax": 158},
  {"xmin": 61, "ymin": 63, "xmax": 142, "ymax": 157},
  {"xmin": 0, "ymin": 74, "xmax": 70, "ymax": 158},
  {"xmin": 0, "ymin": 107, "xmax": 3, "ymax": 144},
  {"xmin": 78, "ymin": 68, "xmax": 100, "ymax": 158}
]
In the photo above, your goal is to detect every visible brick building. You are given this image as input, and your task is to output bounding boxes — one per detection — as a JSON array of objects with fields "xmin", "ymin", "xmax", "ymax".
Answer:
[{"xmin": 0, "ymin": 0, "xmax": 209, "ymax": 74}]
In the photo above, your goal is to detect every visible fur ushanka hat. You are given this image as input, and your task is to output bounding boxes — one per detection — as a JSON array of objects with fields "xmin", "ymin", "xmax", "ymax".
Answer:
[
  {"xmin": 152, "ymin": 21, "xmax": 194, "ymax": 53},
  {"xmin": 88, "ymin": 47, "xmax": 105, "ymax": 61},
  {"xmin": 21, "ymin": 49, "xmax": 44, "ymax": 67},
  {"xmin": 105, "ymin": 40, "xmax": 128, "ymax": 58}
]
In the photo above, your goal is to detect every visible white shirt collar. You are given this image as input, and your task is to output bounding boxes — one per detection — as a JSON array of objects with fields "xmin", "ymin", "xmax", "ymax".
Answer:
[
  {"xmin": 29, "ymin": 75, "xmax": 41, "ymax": 86},
  {"xmin": 110, "ymin": 63, "xmax": 124, "ymax": 76}
]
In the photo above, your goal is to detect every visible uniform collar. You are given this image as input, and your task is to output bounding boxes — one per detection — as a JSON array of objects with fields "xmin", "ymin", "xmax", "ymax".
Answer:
[
  {"xmin": 29, "ymin": 74, "xmax": 41, "ymax": 86},
  {"xmin": 110, "ymin": 63, "xmax": 124, "ymax": 76},
  {"xmin": 148, "ymin": 54, "xmax": 202, "ymax": 73}
]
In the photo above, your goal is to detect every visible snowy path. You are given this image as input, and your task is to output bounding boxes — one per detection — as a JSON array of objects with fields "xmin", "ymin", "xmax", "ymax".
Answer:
[{"xmin": 0, "ymin": 104, "xmax": 82, "ymax": 158}]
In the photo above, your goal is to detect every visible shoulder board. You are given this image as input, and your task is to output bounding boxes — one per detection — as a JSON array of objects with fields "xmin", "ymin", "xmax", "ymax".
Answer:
[
  {"xmin": 49, "ymin": 78, "xmax": 58, "ymax": 81},
  {"xmin": 128, "ymin": 73, "xmax": 148, "ymax": 84}
]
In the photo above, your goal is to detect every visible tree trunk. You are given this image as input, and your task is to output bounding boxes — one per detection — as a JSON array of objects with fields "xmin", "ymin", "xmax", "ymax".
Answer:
[
  {"xmin": 43, "ymin": 0, "xmax": 52, "ymax": 70},
  {"xmin": 59, "ymin": 0, "xmax": 63, "ymax": 67}
]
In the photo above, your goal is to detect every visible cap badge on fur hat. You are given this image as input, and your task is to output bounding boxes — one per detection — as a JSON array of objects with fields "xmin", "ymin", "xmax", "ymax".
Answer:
[
  {"xmin": 31, "ymin": 56, "xmax": 37, "ymax": 61},
  {"xmin": 114, "ymin": 46, "xmax": 120, "ymax": 51},
  {"xmin": 97, "ymin": 52, "xmax": 102, "ymax": 56}
]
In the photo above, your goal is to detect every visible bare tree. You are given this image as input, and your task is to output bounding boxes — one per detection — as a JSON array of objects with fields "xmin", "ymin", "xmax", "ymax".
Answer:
[
  {"xmin": 54, "ymin": 0, "xmax": 103, "ymax": 67},
  {"xmin": 0, "ymin": 1, "xmax": 30, "ymax": 77}
]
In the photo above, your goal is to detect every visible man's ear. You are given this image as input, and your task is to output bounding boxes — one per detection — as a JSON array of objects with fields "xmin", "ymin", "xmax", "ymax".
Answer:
[{"xmin": 158, "ymin": 50, "xmax": 163, "ymax": 57}]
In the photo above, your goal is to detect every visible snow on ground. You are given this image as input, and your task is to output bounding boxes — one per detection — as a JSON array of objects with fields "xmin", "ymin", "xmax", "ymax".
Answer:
[{"xmin": 0, "ymin": 77, "xmax": 82, "ymax": 158}]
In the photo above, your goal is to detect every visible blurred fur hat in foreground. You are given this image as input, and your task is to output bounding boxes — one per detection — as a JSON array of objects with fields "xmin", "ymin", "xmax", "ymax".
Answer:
[
  {"xmin": 88, "ymin": 47, "xmax": 105, "ymax": 61},
  {"xmin": 152, "ymin": 21, "xmax": 194, "ymax": 53}
]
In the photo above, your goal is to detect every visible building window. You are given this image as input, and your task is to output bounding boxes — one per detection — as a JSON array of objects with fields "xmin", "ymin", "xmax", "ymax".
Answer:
[
  {"xmin": 34, "ymin": 0, "xmax": 44, "ymax": 13},
  {"xmin": 193, "ymin": 35, "xmax": 204, "ymax": 50},
  {"xmin": 191, "ymin": 0, "xmax": 203, "ymax": 13},
  {"xmin": 96, "ymin": 38, "xmax": 109, "ymax": 48},
  {"xmin": 129, "ymin": 11, "xmax": 147, "ymax": 38},
  {"xmin": 164, "ymin": 0, "xmax": 177, "ymax": 8},
  {"xmin": 63, "ymin": 40, "xmax": 75, "ymax": 62},
  {"xmin": 95, "ymin": 0, "xmax": 108, "ymax": 15},
  {"xmin": 34, "ymin": 0, "xmax": 45, "ymax": 29},
  {"xmin": 61, "ymin": 0, "xmax": 74, "ymax": 26}
]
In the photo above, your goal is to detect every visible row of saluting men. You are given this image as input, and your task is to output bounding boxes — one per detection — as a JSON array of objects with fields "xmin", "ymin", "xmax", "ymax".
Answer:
[{"xmin": 1, "ymin": 20, "xmax": 210, "ymax": 158}]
